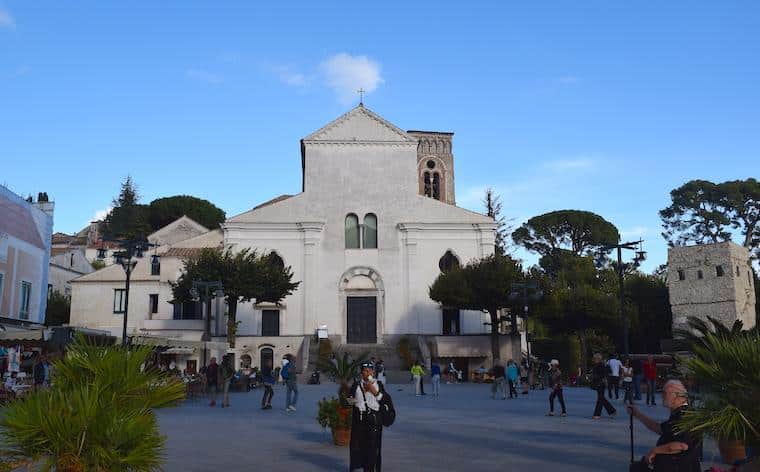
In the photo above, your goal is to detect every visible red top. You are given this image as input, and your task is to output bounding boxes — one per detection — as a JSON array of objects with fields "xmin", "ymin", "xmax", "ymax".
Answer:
[{"xmin": 642, "ymin": 360, "xmax": 657, "ymax": 380}]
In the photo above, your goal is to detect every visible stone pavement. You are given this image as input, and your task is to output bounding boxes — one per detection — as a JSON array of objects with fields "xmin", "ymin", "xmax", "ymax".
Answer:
[{"xmin": 157, "ymin": 382, "xmax": 719, "ymax": 471}]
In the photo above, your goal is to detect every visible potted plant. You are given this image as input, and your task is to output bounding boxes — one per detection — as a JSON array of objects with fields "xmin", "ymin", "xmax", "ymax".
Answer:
[
  {"xmin": 675, "ymin": 329, "xmax": 760, "ymax": 465},
  {"xmin": 317, "ymin": 397, "xmax": 352, "ymax": 446},
  {"xmin": 319, "ymin": 351, "xmax": 368, "ymax": 445}
]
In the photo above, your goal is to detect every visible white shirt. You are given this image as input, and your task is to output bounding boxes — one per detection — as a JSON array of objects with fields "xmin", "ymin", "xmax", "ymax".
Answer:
[
  {"xmin": 607, "ymin": 358, "xmax": 622, "ymax": 377},
  {"xmin": 622, "ymin": 367, "xmax": 633, "ymax": 382},
  {"xmin": 354, "ymin": 380, "xmax": 383, "ymax": 413}
]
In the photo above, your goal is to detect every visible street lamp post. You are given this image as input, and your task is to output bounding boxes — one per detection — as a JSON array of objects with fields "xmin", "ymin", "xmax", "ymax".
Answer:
[
  {"xmin": 509, "ymin": 282, "xmax": 543, "ymax": 385},
  {"xmin": 190, "ymin": 280, "xmax": 223, "ymax": 367},
  {"xmin": 97, "ymin": 239, "xmax": 159, "ymax": 347},
  {"xmin": 601, "ymin": 240, "xmax": 646, "ymax": 358}
]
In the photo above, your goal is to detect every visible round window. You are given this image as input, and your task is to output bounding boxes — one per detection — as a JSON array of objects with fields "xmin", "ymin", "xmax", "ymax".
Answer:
[{"xmin": 426, "ymin": 160, "xmax": 436, "ymax": 169}]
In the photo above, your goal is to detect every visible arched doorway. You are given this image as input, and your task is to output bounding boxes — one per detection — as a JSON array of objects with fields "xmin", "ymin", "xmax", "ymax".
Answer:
[
  {"xmin": 260, "ymin": 347, "xmax": 273, "ymax": 374},
  {"xmin": 339, "ymin": 267, "xmax": 385, "ymax": 344}
]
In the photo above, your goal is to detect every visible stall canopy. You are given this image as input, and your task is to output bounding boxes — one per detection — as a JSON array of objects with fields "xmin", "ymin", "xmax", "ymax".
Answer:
[{"xmin": 434, "ymin": 336, "xmax": 491, "ymax": 358}]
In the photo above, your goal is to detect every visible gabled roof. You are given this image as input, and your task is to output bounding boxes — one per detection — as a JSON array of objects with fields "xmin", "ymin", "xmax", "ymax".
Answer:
[
  {"xmin": 253, "ymin": 194, "xmax": 293, "ymax": 211},
  {"xmin": 147, "ymin": 215, "xmax": 209, "ymax": 246},
  {"xmin": 0, "ymin": 197, "xmax": 45, "ymax": 250},
  {"xmin": 302, "ymin": 104, "xmax": 416, "ymax": 143}
]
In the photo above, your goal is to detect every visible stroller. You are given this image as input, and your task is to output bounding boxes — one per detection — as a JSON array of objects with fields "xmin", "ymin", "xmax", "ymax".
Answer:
[{"xmin": 308, "ymin": 370, "xmax": 321, "ymax": 385}]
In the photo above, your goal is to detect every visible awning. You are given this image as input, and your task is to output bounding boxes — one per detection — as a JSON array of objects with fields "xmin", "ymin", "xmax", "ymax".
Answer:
[
  {"xmin": 162, "ymin": 347, "xmax": 195, "ymax": 355},
  {"xmin": 435, "ymin": 336, "xmax": 491, "ymax": 358}
]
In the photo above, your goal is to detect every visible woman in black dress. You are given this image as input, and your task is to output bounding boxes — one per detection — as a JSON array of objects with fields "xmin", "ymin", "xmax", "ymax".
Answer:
[
  {"xmin": 591, "ymin": 353, "xmax": 616, "ymax": 419},
  {"xmin": 349, "ymin": 362, "xmax": 384, "ymax": 471}
]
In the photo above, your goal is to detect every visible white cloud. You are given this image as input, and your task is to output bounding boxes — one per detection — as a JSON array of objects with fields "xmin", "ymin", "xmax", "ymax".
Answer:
[
  {"xmin": 186, "ymin": 68, "xmax": 223, "ymax": 84},
  {"xmin": 270, "ymin": 65, "xmax": 308, "ymax": 87},
  {"xmin": 93, "ymin": 207, "xmax": 111, "ymax": 222},
  {"xmin": 319, "ymin": 53, "xmax": 384, "ymax": 105},
  {"xmin": 543, "ymin": 157, "xmax": 595, "ymax": 172},
  {"xmin": 0, "ymin": 8, "xmax": 15, "ymax": 29}
]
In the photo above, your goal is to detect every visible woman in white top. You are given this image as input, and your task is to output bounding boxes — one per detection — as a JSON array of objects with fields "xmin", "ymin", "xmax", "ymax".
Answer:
[
  {"xmin": 621, "ymin": 358, "xmax": 634, "ymax": 405},
  {"xmin": 349, "ymin": 362, "xmax": 384, "ymax": 471}
]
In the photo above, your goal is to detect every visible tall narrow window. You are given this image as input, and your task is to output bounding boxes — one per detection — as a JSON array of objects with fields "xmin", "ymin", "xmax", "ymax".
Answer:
[
  {"xmin": 149, "ymin": 294, "xmax": 159, "ymax": 314},
  {"xmin": 736, "ymin": 266, "xmax": 741, "ymax": 277},
  {"xmin": 439, "ymin": 251, "xmax": 460, "ymax": 273},
  {"xmin": 363, "ymin": 213, "xmax": 378, "ymax": 249},
  {"xmin": 262, "ymin": 309, "xmax": 280, "ymax": 336},
  {"xmin": 345, "ymin": 214, "xmax": 360, "ymax": 249},
  {"xmin": 697, "ymin": 270, "xmax": 703, "ymax": 280},
  {"xmin": 716, "ymin": 265, "xmax": 724, "ymax": 277},
  {"xmin": 423, "ymin": 172, "xmax": 432, "ymax": 197},
  {"xmin": 113, "ymin": 289, "xmax": 126, "ymax": 314},
  {"xmin": 19, "ymin": 281, "xmax": 31, "ymax": 320},
  {"xmin": 151, "ymin": 257, "xmax": 161, "ymax": 276},
  {"xmin": 677, "ymin": 269, "xmax": 685, "ymax": 281},
  {"xmin": 432, "ymin": 172, "xmax": 441, "ymax": 200}
]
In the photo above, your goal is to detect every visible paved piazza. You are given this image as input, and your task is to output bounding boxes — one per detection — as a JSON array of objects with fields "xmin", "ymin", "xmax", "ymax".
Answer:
[{"xmin": 158, "ymin": 383, "xmax": 719, "ymax": 471}]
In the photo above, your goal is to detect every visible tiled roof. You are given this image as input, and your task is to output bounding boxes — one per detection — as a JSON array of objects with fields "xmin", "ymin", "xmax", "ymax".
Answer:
[
  {"xmin": 0, "ymin": 198, "xmax": 45, "ymax": 249},
  {"xmin": 52, "ymin": 232, "xmax": 74, "ymax": 244},
  {"xmin": 163, "ymin": 247, "xmax": 213, "ymax": 258}
]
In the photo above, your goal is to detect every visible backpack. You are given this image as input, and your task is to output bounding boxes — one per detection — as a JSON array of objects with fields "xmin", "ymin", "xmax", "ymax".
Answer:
[
  {"xmin": 377, "ymin": 382, "xmax": 396, "ymax": 427},
  {"xmin": 281, "ymin": 363, "xmax": 290, "ymax": 380}
]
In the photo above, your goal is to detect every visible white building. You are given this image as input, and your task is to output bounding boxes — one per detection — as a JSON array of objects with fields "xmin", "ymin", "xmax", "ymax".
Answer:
[
  {"xmin": 49, "ymin": 248, "xmax": 93, "ymax": 297},
  {"xmin": 70, "ymin": 106, "xmax": 522, "ymax": 378}
]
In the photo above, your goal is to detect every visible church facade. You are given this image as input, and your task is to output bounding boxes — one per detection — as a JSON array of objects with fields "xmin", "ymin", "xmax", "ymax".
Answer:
[{"xmin": 226, "ymin": 105, "xmax": 498, "ymax": 349}]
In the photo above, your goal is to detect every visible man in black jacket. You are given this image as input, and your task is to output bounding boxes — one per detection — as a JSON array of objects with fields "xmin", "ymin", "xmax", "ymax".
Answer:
[{"xmin": 627, "ymin": 380, "xmax": 701, "ymax": 471}]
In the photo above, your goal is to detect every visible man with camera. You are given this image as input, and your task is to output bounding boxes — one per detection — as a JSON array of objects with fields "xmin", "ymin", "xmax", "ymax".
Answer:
[{"xmin": 626, "ymin": 380, "xmax": 701, "ymax": 471}]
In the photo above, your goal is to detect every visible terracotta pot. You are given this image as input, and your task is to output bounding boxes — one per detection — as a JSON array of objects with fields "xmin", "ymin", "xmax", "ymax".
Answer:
[
  {"xmin": 718, "ymin": 439, "xmax": 746, "ymax": 465},
  {"xmin": 332, "ymin": 427, "xmax": 351, "ymax": 446},
  {"xmin": 336, "ymin": 406, "xmax": 351, "ymax": 423}
]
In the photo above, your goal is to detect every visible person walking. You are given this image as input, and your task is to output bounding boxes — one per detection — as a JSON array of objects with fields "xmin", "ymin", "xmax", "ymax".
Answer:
[
  {"xmin": 643, "ymin": 355, "xmax": 658, "ymax": 406},
  {"xmin": 546, "ymin": 359, "xmax": 567, "ymax": 416},
  {"xmin": 349, "ymin": 362, "xmax": 385, "ymax": 471},
  {"xmin": 206, "ymin": 357, "xmax": 219, "ymax": 407},
  {"xmin": 606, "ymin": 353, "xmax": 622, "ymax": 400},
  {"xmin": 591, "ymin": 353, "xmax": 616, "ymax": 420},
  {"xmin": 632, "ymin": 357, "xmax": 643, "ymax": 401},
  {"xmin": 491, "ymin": 362, "xmax": 506, "ymax": 400},
  {"xmin": 627, "ymin": 380, "xmax": 701, "ymax": 471},
  {"xmin": 282, "ymin": 354, "xmax": 299, "ymax": 411},
  {"xmin": 410, "ymin": 361, "xmax": 424, "ymax": 397},
  {"xmin": 261, "ymin": 364, "xmax": 275, "ymax": 410},
  {"xmin": 375, "ymin": 359, "xmax": 385, "ymax": 385},
  {"xmin": 621, "ymin": 358, "xmax": 634, "ymax": 405},
  {"xmin": 519, "ymin": 359, "xmax": 529, "ymax": 395},
  {"xmin": 430, "ymin": 359, "xmax": 441, "ymax": 398},
  {"xmin": 506, "ymin": 359, "xmax": 519, "ymax": 398},
  {"xmin": 33, "ymin": 354, "xmax": 49, "ymax": 391},
  {"xmin": 220, "ymin": 354, "xmax": 235, "ymax": 408}
]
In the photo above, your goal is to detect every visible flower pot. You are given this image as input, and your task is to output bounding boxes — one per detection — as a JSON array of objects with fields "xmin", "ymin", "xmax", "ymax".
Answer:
[
  {"xmin": 336, "ymin": 406, "xmax": 351, "ymax": 424},
  {"xmin": 718, "ymin": 439, "xmax": 746, "ymax": 465},
  {"xmin": 332, "ymin": 427, "xmax": 351, "ymax": 446}
]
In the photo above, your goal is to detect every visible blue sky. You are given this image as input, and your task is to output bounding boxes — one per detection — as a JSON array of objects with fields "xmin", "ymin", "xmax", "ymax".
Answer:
[{"xmin": 1, "ymin": 1, "xmax": 758, "ymax": 272}]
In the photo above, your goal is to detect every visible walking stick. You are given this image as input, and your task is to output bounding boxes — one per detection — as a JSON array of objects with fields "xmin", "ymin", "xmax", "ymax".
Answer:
[{"xmin": 629, "ymin": 397, "xmax": 635, "ymax": 464}]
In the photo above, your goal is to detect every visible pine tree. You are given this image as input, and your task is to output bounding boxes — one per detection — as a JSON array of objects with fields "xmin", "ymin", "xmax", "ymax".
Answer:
[{"xmin": 483, "ymin": 188, "xmax": 511, "ymax": 256}]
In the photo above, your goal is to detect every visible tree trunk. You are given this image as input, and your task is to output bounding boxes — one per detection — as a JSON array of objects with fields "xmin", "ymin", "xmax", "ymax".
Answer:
[
  {"xmin": 578, "ymin": 329, "xmax": 588, "ymax": 376},
  {"xmin": 489, "ymin": 309, "xmax": 501, "ymax": 362},
  {"xmin": 227, "ymin": 298, "xmax": 237, "ymax": 348}
]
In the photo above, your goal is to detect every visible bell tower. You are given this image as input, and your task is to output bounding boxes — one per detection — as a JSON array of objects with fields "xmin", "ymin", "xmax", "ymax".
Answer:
[{"xmin": 406, "ymin": 131, "xmax": 455, "ymax": 205}]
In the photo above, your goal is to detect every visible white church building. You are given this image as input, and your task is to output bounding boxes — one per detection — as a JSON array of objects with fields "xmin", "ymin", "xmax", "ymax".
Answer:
[{"xmin": 71, "ymin": 105, "xmax": 522, "ymax": 379}]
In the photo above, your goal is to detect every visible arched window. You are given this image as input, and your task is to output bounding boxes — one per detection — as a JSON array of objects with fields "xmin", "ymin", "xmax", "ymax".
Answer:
[
  {"xmin": 432, "ymin": 173, "xmax": 441, "ymax": 200},
  {"xmin": 363, "ymin": 213, "xmax": 377, "ymax": 249},
  {"xmin": 424, "ymin": 172, "xmax": 432, "ymax": 197},
  {"xmin": 439, "ymin": 250, "xmax": 460, "ymax": 273},
  {"xmin": 345, "ymin": 214, "xmax": 360, "ymax": 249},
  {"xmin": 267, "ymin": 252, "xmax": 284, "ymax": 270}
]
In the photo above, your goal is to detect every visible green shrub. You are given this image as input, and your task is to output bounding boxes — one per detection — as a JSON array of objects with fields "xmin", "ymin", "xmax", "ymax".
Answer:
[
  {"xmin": 397, "ymin": 337, "xmax": 413, "ymax": 370},
  {"xmin": 0, "ymin": 335, "xmax": 186, "ymax": 471},
  {"xmin": 317, "ymin": 397, "xmax": 351, "ymax": 430}
]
